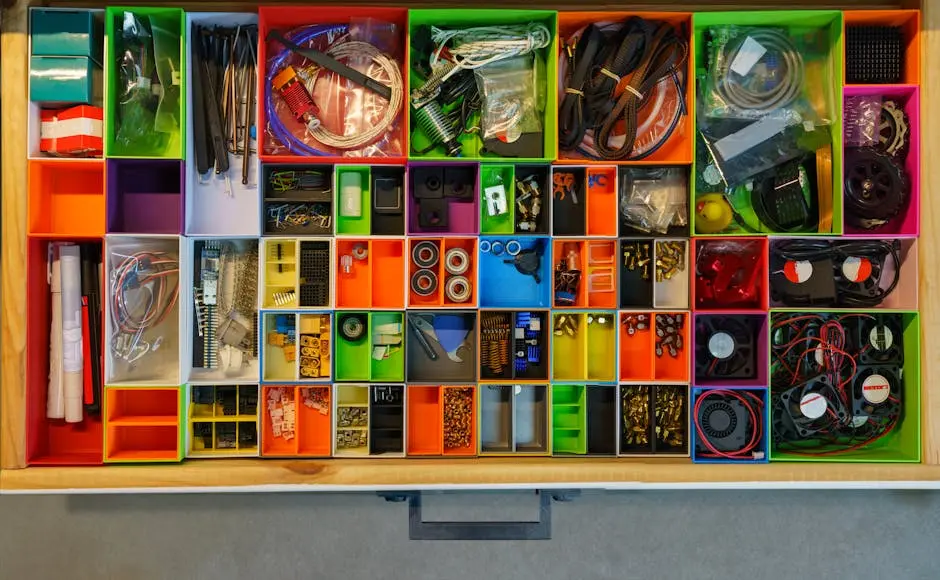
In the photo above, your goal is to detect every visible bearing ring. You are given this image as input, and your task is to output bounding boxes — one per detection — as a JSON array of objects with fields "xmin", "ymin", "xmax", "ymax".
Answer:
[
  {"xmin": 411, "ymin": 269, "xmax": 439, "ymax": 296},
  {"xmin": 506, "ymin": 240, "xmax": 522, "ymax": 256},
  {"xmin": 412, "ymin": 240, "xmax": 440, "ymax": 268},
  {"xmin": 479, "ymin": 240, "xmax": 491, "ymax": 253},
  {"xmin": 339, "ymin": 314, "xmax": 367, "ymax": 342},
  {"xmin": 445, "ymin": 275, "xmax": 472, "ymax": 303},
  {"xmin": 445, "ymin": 247, "xmax": 470, "ymax": 275}
]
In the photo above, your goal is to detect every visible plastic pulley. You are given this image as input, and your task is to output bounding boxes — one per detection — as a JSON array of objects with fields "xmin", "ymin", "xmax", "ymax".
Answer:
[
  {"xmin": 411, "ymin": 269, "xmax": 439, "ymax": 297},
  {"xmin": 412, "ymin": 241, "xmax": 440, "ymax": 268},
  {"xmin": 339, "ymin": 314, "xmax": 367, "ymax": 342},
  {"xmin": 445, "ymin": 247, "xmax": 470, "ymax": 275},
  {"xmin": 479, "ymin": 240, "xmax": 492, "ymax": 253},
  {"xmin": 506, "ymin": 240, "xmax": 522, "ymax": 256}
]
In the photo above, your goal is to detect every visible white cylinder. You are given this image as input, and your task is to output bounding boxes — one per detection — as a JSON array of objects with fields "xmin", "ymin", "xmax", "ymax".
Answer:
[
  {"xmin": 340, "ymin": 172, "xmax": 362, "ymax": 218},
  {"xmin": 47, "ymin": 250, "xmax": 64, "ymax": 420},
  {"xmin": 59, "ymin": 245, "xmax": 84, "ymax": 424}
]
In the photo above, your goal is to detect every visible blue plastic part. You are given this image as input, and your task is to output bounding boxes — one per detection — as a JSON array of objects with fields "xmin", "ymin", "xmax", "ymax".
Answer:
[
  {"xmin": 478, "ymin": 236, "xmax": 552, "ymax": 308},
  {"xmin": 432, "ymin": 314, "xmax": 472, "ymax": 354}
]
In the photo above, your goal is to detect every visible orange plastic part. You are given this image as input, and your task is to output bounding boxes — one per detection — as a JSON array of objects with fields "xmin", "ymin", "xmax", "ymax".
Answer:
[
  {"xmin": 619, "ymin": 312, "xmax": 655, "ymax": 381},
  {"xmin": 843, "ymin": 10, "xmax": 920, "ymax": 85},
  {"xmin": 28, "ymin": 159, "xmax": 105, "ymax": 237},
  {"xmin": 336, "ymin": 239, "xmax": 372, "ymax": 308},
  {"xmin": 297, "ymin": 386, "xmax": 332, "ymax": 456},
  {"xmin": 586, "ymin": 167, "xmax": 618, "ymax": 236},
  {"xmin": 107, "ymin": 388, "xmax": 180, "ymax": 425},
  {"xmin": 443, "ymin": 238, "xmax": 477, "ymax": 307},
  {"xmin": 654, "ymin": 312, "xmax": 691, "ymax": 382},
  {"xmin": 556, "ymin": 12, "xmax": 694, "ymax": 165},
  {"xmin": 408, "ymin": 238, "xmax": 444, "ymax": 307},
  {"xmin": 372, "ymin": 239, "xmax": 406, "ymax": 308},
  {"xmin": 407, "ymin": 386, "xmax": 442, "ymax": 455},
  {"xmin": 106, "ymin": 425, "xmax": 179, "ymax": 462}
]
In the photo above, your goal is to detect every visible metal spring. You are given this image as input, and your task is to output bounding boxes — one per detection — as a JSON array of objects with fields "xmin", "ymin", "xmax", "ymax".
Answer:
[{"xmin": 414, "ymin": 100, "xmax": 458, "ymax": 150}]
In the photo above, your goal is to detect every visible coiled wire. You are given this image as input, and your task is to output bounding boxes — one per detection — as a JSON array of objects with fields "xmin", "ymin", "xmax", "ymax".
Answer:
[
  {"xmin": 713, "ymin": 28, "xmax": 803, "ymax": 113},
  {"xmin": 265, "ymin": 25, "xmax": 403, "ymax": 155},
  {"xmin": 430, "ymin": 23, "xmax": 551, "ymax": 84}
]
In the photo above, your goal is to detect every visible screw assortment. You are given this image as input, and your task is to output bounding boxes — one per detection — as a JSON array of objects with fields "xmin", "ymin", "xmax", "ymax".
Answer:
[
  {"xmin": 654, "ymin": 386, "xmax": 687, "ymax": 451},
  {"xmin": 622, "ymin": 241, "xmax": 652, "ymax": 280},
  {"xmin": 443, "ymin": 387, "xmax": 474, "ymax": 450},
  {"xmin": 655, "ymin": 241, "xmax": 686, "ymax": 283},
  {"xmin": 655, "ymin": 314, "xmax": 685, "ymax": 359},
  {"xmin": 621, "ymin": 386, "xmax": 651, "ymax": 449},
  {"xmin": 515, "ymin": 175, "xmax": 543, "ymax": 232},
  {"xmin": 553, "ymin": 313, "xmax": 579, "ymax": 337},
  {"xmin": 622, "ymin": 313, "xmax": 651, "ymax": 336}
]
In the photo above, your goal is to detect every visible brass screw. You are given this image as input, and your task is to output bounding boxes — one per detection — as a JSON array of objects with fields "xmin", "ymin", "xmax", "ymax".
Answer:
[
  {"xmin": 621, "ymin": 386, "xmax": 651, "ymax": 447},
  {"xmin": 623, "ymin": 241, "xmax": 653, "ymax": 280},
  {"xmin": 654, "ymin": 386, "xmax": 686, "ymax": 449},
  {"xmin": 655, "ymin": 241, "xmax": 686, "ymax": 283}
]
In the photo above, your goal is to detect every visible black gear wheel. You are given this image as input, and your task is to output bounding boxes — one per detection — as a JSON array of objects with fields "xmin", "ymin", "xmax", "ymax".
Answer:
[{"xmin": 844, "ymin": 147, "xmax": 909, "ymax": 229}]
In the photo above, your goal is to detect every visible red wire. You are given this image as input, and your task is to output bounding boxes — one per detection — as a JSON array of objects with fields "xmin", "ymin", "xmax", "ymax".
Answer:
[{"xmin": 694, "ymin": 390, "xmax": 765, "ymax": 460}]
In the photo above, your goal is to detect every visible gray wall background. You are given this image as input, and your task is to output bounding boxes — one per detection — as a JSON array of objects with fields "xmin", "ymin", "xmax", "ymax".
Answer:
[{"xmin": 1, "ymin": 490, "xmax": 938, "ymax": 579}]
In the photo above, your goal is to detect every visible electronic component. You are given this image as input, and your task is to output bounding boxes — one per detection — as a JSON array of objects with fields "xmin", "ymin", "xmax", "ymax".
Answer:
[
  {"xmin": 484, "ymin": 184, "xmax": 508, "ymax": 217},
  {"xmin": 695, "ymin": 389, "xmax": 765, "ymax": 461},
  {"xmin": 695, "ymin": 240, "xmax": 762, "ymax": 308},
  {"xmin": 846, "ymin": 26, "xmax": 903, "ymax": 85},
  {"xmin": 695, "ymin": 316, "xmax": 759, "ymax": 381}
]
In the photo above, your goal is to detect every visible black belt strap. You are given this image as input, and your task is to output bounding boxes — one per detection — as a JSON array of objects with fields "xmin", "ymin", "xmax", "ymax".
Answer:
[{"xmin": 558, "ymin": 24, "xmax": 605, "ymax": 151}]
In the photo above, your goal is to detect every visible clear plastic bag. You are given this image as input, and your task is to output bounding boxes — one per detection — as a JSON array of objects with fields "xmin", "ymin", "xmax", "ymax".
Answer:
[
  {"xmin": 474, "ymin": 55, "xmax": 542, "ymax": 142},
  {"xmin": 264, "ymin": 20, "xmax": 403, "ymax": 158},
  {"xmin": 619, "ymin": 167, "xmax": 688, "ymax": 234},
  {"xmin": 844, "ymin": 95, "xmax": 882, "ymax": 147},
  {"xmin": 114, "ymin": 13, "xmax": 165, "ymax": 156},
  {"xmin": 701, "ymin": 26, "xmax": 832, "ymax": 124}
]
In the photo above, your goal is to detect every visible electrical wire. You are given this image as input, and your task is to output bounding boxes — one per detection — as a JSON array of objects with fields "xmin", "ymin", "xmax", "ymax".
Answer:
[
  {"xmin": 694, "ymin": 389, "xmax": 765, "ymax": 460},
  {"xmin": 109, "ymin": 251, "xmax": 179, "ymax": 362},
  {"xmin": 430, "ymin": 23, "xmax": 551, "ymax": 84},
  {"xmin": 712, "ymin": 28, "xmax": 803, "ymax": 113},
  {"xmin": 265, "ymin": 25, "xmax": 403, "ymax": 155},
  {"xmin": 771, "ymin": 239, "xmax": 901, "ymax": 307}
]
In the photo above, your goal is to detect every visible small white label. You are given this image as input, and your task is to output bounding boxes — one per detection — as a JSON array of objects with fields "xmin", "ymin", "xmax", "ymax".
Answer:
[
  {"xmin": 708, "ymin": 331, "xmax": 735, "ymax": 360},
  {"xmin": 800, "ymin": 392, "xmax": 827, "ymax": 420},
  {"xmin": 842, "ymin": 256, "xmax": 873, "ymax": 283},
  {"xmin": 529, "ymin": 318, "xmax": 541, "ymax": 332},
  {"xmin": 862, "ymin": 374, "xmax": 891, "ymax": 405},
  {"xmin": 730, "ymin": 36, "xmax": 768, "ymax": 76}
]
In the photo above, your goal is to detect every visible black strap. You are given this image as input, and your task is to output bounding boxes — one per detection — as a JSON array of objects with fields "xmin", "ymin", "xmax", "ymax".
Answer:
[{"xmin": 558, "ymin": 24, "xmax": 605, "ymax": 151}]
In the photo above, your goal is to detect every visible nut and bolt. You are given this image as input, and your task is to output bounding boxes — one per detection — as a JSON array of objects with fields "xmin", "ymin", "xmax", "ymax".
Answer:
[
  {"xmin": 553, "ymin": 314, "xmax": 579, "ymax": 337},
  {"xmin": 621, "ymin": 386, "xmax": 651, "ymax": 447},
  {"xmin": 655, "ymin": 313, "xmax": 684, "ymax": 358},
  {"xmin": 443, "ymin": 387, "xmax": 473, "ymax": 449},
  {"xmin": 623, "ymin": 241, "xmax": 652, "ymax": 280},
  {"xmin": 621, "ymin": 313, "xmax": 650, "ymax": 336},
  {"xmin": 337, "ymin": 406, "xmax": 368, "ymax": 428},
  {"xmin": 655, "ymin": 241, "xmax": 686, "ymax": 283},
  {"xmin": 301, "ymin": 387, "xmax": 330, "ymax": 415},
  {"xmin": 654, "ymin": 386, "xmax": 686, "ymax": 449}
]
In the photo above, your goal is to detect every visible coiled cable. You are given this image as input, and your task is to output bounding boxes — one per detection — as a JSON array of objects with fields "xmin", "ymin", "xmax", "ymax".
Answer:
[
  {"xmin": 429, "ymin": 23, "xmax": 552, "ymax": 84},
  {"xmin": 712, "ymin": 28, "xmax": 803, "ymax": 113},
  {"xmin": 265, "ymin": 25, "xmax": 404, "ymax": 155}
]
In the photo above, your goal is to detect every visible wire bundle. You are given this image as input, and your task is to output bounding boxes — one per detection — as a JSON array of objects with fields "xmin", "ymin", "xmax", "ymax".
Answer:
[
  {"xmin": 770, "ymin": 313, "xmax": 901, "ymax": 455},
  {"xmin": 429, "ymin": 23, "xmax": 551, "ymax": 83},
  {"xmin": 265, "ymin": 25, "xmax": 404, "ymax": 155},
  {"xmin": 110, "ymin": 251, "xmax": 180, "ymax": 337},
  {"xmin": 771, "ymin": 239, "xmax": 901, "ymax": 307},
  {"xmin": 712, "ymin": 28, "xmax": 804, "ymax": 114}
]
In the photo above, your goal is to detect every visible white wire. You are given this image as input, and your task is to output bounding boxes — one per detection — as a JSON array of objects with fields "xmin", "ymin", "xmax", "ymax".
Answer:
[
  {"xmin": 430, "ymin": 23, "xmax": 551, "ymax": 83},
  {"xmin": 308, "ymin": 41, "xmax": 404, "ymax": 150}
]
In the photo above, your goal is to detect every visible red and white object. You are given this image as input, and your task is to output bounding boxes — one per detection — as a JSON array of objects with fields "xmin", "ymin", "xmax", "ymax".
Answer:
[{"xmin": 40, "ymin": 105, "xmax": 103, "ymax": 157}]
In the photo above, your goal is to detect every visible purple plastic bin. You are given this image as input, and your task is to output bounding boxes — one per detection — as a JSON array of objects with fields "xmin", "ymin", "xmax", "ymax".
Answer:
[
  {"xmin": 107, "ymin": 160, "xmax": 184, "ymax": 234},
  {"xmin": 843, "ymin": 85, "xmax": 920, "ymax": 236},
  {"xmin": 692, "ymin": 312, "xmax": 769, "ymax": 388},
  {"xmin": 408, "ymin": 162, "xmax": 480, "ymax": 234}
]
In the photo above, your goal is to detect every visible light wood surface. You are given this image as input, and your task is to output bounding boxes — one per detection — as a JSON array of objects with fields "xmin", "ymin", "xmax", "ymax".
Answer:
[{"xmin": 2, "ymin": 0, "xmax": 937, "ymax": 491}]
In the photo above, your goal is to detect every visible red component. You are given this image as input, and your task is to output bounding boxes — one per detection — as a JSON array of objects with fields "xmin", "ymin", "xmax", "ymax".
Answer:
[
  {"xmin": 81, "ymin": 297, "xmax": 93, "ymax": 405},
  {"xmin": 272, "ymin": 66, "xmax": 320, "ymax": 127},
  {"xmin": 696, "ymin": 243, "xmax": 762, "ymax": 307}
]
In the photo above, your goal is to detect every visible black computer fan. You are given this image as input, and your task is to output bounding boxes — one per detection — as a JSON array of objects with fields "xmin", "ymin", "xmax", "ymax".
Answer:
[
  {"xmin": 857, "ymin": 314, "xmax": 904, "ymax": 366},
  {"xmin": 772, "ymin": 376, "xmax": 848, "ymax": 441},
  {"xmin": 852, "ymin": 366, "xmax": 902, "ymax": 418},
  {"xmin": 695, "ymin": 316, "xmax": 758, "ymax": 380}
]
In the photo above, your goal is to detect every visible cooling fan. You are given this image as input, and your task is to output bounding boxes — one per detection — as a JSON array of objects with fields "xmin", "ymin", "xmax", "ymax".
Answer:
[
  {"xmin": 695, "ymin": 316, "xmax": 759, "ymax": 381},
  {"xmin": 857, "ymin": 314, "xmax": 904, "ymax": 366},
  {"xmin": 694, "ymin": 389, "xmax": 765, "ymax": 460},
  {"xmin": 772, "ymin": 376, "xmax": 849, "ymax": 442},
  {"xmin": 852, "ymin": 366, "xmax": 902, "ymax": 419}
]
